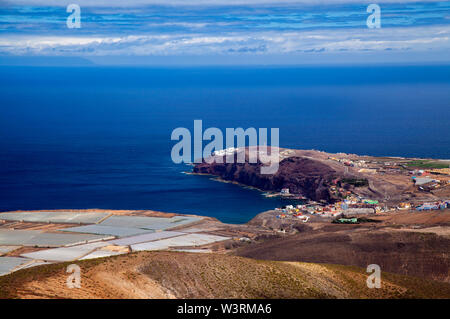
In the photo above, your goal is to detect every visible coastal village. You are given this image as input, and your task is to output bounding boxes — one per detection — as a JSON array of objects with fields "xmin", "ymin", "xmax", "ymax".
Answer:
[
  {"xmin": 270, "ymin": 151, "xmax": 450, "ymax": 223},
  {"xmin": 194, "ymin": 147, "xmax": 450, "ymax": 226},
  {"xmin": 273, "ymin": 196, "xmax": 450, "ymax": 224}
]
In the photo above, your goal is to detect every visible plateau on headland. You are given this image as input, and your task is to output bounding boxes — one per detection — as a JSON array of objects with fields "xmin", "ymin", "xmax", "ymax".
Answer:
[{"xmin": 193, "ymin": 147, "xmax": 450, "ymax": 207}]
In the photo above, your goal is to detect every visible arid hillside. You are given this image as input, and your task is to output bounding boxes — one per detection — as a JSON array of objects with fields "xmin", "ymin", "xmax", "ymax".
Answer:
[
  {"xmin": 237, "ymin": 211, "xmax": 450, "ymax": 283},
  {"xmin": 1, "ymin": 251, "xmax": 450, "ymax": 299}
]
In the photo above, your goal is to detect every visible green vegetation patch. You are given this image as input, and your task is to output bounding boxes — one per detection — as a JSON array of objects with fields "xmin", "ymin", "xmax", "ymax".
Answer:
[{"xmin": 406, "ymin": 160, "xmax": 449, "ymax": 169}]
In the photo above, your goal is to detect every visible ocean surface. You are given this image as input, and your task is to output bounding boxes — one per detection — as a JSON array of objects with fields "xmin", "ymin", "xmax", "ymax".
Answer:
[{"xmin": 1, "ymin": 66, "xmax": 449, "ymax": 223}]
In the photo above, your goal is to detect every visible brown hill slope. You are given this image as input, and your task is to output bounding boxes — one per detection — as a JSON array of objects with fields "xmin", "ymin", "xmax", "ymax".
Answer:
[
  {"xmin": 235, "ymin": 226, "xmax": 450, "ymax": 283},
  {"xmin": 1, "ymin": 251, "xmax": 449, "ymax": 299}
]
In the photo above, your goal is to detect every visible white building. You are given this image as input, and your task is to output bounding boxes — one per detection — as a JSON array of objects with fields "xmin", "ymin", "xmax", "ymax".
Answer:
[{"xmin": 213, "ymin": 147, "xmax": 239, "ymax": 156}]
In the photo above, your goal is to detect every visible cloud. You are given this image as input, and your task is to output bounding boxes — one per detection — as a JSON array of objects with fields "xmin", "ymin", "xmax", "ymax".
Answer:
[
  {"xmin": 1, "ymin": 25, "xmax": 448, "ymax": 56},
  {"xmin": 3, "ymin": 0, "xmax": 445, "ymax": 7},
  {"xmin": 1, "ymin": 0, "xmax": 448, "ymax": 64}
]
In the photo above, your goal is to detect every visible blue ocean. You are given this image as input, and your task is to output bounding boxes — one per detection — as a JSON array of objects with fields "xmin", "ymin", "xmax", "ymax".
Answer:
[{"xmin": 0, "ymin": 66, "xmax": 449, "ymax": 223}]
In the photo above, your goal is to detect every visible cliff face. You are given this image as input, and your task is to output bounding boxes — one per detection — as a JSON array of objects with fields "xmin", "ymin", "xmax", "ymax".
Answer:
[{"xmin": 193, "ymin": 156, "xmax": 339, "ymax": 202}]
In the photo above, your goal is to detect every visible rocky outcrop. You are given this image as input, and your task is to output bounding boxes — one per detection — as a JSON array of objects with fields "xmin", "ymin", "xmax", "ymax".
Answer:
[{"xmin": 193, "ymin": 156, "xmax": 339, "ymax": 202}]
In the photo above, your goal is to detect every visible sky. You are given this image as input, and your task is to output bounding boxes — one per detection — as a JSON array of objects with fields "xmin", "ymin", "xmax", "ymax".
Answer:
[{"xmin": 0, "ymin": 0, "xmax": 449, "ymax": 65}]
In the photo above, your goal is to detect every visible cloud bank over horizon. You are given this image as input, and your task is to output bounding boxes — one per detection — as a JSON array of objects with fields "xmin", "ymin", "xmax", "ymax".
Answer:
[
  {"xmin": 4, "ymin": 0, "xmax": 446, "ymax": 6},
  {"xmin": 0, "ymin": 1, "xmax": 449, "ymax": 64}
]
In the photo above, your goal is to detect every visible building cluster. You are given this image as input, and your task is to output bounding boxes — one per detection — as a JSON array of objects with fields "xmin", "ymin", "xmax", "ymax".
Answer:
[
  {"xmin": 415, "ymin": 201, "xmax": 450, "ymax": 211},
  {"xmin": 273, "ymin": 197, "xmax": 449, "ymax": 223},
  {"xmin": 328, "ymin": 157, "xmax": 368, "ymax": 168},
  {"xmin": 330, "ymin": 185, "xmax": 352, "ymax": 198},
  {"xmin": 271, "ymin": 154, "xmax": 450, "ymax": 222},
  {"xmin": 279, "ymin": 149, "xmax": 295, "ymax": 160},
  {"xmin": 411, "ymin": 175, "xmax": 450, "ymax": 191},
  {"xmin": 329, "ymin": 157, "xmax": 450, "ymax": 181},
  {"xmin": 213, "ymin": 147, "xmax": 240, "ymax": 156},
  {"xmin": 274, "ymin": 204, "xmax": 316, "ymax": 221},
  {"xmin": 329, "ymin": 155, "xmax": 450, "ymax": 192},
  {"xmin": 274, "ymin": 196, "xmax": 385, "ymax": 221}
]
